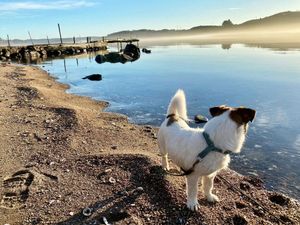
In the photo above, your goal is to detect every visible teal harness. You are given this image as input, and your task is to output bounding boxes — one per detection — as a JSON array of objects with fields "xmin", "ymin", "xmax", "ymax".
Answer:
[
  {"xmin": 164, "ymin": 114, "xmax": 232, "ymax": 176},
  {"xmin": 198, "ymin": 132, "xmax": 232, "ymax": 159},
  {"xmin": 178, "ymin": 132, "xmax": 231, "ymax": 176}
]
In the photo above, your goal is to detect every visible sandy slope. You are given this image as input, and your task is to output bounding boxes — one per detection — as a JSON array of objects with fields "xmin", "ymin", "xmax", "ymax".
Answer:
[{"xmin": 0, "ymin": 63, "xmax": 299, "ymax": 225}]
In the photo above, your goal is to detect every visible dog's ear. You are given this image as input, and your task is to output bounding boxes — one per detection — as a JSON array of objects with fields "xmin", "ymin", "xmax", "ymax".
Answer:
[
  {"xmin": 209, "ymin": 105, "xmax": 229, "ymax": 117},
  {"xmin": 230, "ymin": 107, "xmax": 256, "ymax": 124}
]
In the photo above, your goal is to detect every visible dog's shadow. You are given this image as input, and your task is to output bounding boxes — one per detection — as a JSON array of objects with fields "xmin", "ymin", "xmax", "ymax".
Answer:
[{"xmin": 55, "ymin": 155, "xmax": 203, "ymax": 225}]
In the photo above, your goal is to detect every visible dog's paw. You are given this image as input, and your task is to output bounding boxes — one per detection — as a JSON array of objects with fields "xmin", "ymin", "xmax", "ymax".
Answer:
[
  {"xmin": 187, "ymin": 200, "xmax": 199, "ymax": 211},
  {"xmin": 206, "ymin": 194, "xmax": 219, "ymax": 203}
]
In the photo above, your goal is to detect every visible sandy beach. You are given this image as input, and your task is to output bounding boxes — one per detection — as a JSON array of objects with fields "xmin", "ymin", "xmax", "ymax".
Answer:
[{"xmin": 0, "ymin": 63, "xmax": 299, "ymax": 224}]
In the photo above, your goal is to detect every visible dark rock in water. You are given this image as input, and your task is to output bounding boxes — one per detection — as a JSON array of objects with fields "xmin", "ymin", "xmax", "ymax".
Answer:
[
  {"xmin": 95, "ymin": 44, "xmax": 140, "ymax": 64},
  {"xmin": 95, "ymin": 53, "xmax": 127, "ymax": 64},
  {"xmin": 123, "ymin": 43, "xmax": 140, "ymax": 61},
  {"xmin": 194, "ymin": 114, "xmax": 209, "ymax": 123},
  {"xmin": 82, "ymin": 74, "xmax": 102, "ymax": 81},
  {"xmin": 142, "ymin": 48, "xmax": 151, "ymax": 54},
  {"xmin": 95, "ymin": 54, "xmax": 106, "ymax": 64},
  {"xmin": 105, "ymin": 52, "xmax": 126, "ymax": 63}
]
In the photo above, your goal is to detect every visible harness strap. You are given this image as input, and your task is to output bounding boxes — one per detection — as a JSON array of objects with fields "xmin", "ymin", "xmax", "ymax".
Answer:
[
  {"xmin": 198, "ymin": 132, "xmax": 231, "ymax": 159},
  {"xmin": 165, "ymin": 132, "xmax": 231, "ymax": 177}
]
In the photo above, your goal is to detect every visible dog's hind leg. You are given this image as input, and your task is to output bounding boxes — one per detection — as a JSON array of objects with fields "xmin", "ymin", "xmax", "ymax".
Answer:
[
  {"xmin": 203, "ymin": 173, "xmax": 219, "ymax": 203},
  {"xmin": 186, "ymin": 174, "xmax": 200, "ymax": 211},
  {"xmin": 158, "ymin": 133, "xmax": 169, "ymax": 170}
]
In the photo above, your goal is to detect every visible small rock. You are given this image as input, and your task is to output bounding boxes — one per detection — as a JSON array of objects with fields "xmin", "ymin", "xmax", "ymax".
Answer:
[
  {"xmin": 108, "ymin": 177, "xmax": 116, "ymax": 184},
  {"xmin": 240, "ymin": 182, "xmax": 251, "ymax": 191},
  {"xmin": 104, "ymin": 168, "xmax": 112, "ymax": 173},
  {"xmin": 194, "ymin": 114, "xmax": 209, "ymax": 123},
  {"xmin": 117, "ymin": 190, "xmax": 128, "ymax": 196},
  {"xmin": 69, "ymin": 212, "xmax": 74, "ymax": 216},
  {"xmin": 82, "ymin": 207, "xmax": 92, "ymax": 217},
  {"xmin": 136, "ymin": 187, "xmax": 144, "ymax": 191},
  {"xmin": 102, "ymin": 217, "xmax": 110, "ymax": 225},
  {"xmin": 49, "ymin": 200, "xmax": 55, "ymax": 205},
  {"xmin": 111, "ymin": 145, "xmax": 117, "ymax": 150}
]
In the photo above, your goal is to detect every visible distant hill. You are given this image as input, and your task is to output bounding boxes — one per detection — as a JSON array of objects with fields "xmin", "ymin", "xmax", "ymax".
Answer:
[
  {"xmin": 239, "ymin": 11, "xmax": 300, "ymax": 28},
  {"xmin": 107, "ymin": 11, "xmax": 300, "ymax": 39}
]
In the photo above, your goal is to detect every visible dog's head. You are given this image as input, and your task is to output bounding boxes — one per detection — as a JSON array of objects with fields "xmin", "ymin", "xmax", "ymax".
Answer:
[{"xmin": 205, "ymin": 105, "xmax": 256, "ymax": 153}]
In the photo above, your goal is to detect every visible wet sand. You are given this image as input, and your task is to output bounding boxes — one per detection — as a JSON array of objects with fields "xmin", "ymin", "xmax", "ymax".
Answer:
[{"xmin": 0, "ymin": 63, "xmax": 299, "ymax": 224}]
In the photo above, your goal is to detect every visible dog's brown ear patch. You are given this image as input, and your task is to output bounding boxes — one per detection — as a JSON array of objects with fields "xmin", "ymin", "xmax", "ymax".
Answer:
[
  {"xmin": 209, "ymin": 105, "xmax": 230, "ymax": 117},
  {"xmin": 230, "ymin": 107, "xmax": 256, "ymax": 125}
]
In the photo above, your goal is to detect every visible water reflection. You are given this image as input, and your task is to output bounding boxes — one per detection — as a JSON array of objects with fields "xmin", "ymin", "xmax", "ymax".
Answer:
[{"xmin": 221, "ymin": 43, "xmax": 232, "ymax": 50}]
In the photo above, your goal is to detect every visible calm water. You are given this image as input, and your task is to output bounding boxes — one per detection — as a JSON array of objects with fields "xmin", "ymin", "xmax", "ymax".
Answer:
[{"xmin": 40, "ymin": 44, "xmax": 300, "ymax": 200}]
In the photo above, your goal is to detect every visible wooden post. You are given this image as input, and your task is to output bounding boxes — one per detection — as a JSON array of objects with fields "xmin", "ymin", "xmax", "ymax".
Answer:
[
  {"xmin": 28, "ymin": 31, "xmax": 34, "ymax": 45},
  {"xmin": 47, "ymin": 36, "xmax": 50, "ymax": 45},
  {"xmin": 86, "ymin": 36, "xmax": 89, "ymax": 43},
  {"xmin": 58, "ymin": 23, "xmax": 63, "ymax": 45},
  {"xmin": 73, "ymin": 36, "xmax": 76, "ymax": 44},
  {"xmin": 7, "ymin": 35, "xmax": 11, "ymax": 47}
]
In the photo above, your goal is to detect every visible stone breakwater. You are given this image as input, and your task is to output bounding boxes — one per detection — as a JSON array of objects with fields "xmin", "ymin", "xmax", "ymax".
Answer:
[{"xmin": 0, "ymin": 44, "xmax": 107, "ymax": 62}]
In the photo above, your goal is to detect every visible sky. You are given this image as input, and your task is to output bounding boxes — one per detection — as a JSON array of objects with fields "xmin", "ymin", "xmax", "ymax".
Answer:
[{"xmin": 0, "ymin": 0, "xmax": 300, "ymax": 40}]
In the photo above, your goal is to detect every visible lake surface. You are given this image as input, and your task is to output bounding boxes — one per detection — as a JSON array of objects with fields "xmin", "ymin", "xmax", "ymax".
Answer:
[{"xmin": 40, "ymin": 43, "xmax": 300, "ymax": 200}]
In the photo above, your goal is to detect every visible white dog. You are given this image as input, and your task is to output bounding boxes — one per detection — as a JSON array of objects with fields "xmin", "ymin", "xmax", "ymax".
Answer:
[{"xmin": 158, "ymin": 89, "xmax": 255, "ymax": 211}]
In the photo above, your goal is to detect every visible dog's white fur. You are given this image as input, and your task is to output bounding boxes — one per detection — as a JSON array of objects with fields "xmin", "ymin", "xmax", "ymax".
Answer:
[{"xmin": 158, "ymin": 90, "xmax": 249, "ymax": 211}]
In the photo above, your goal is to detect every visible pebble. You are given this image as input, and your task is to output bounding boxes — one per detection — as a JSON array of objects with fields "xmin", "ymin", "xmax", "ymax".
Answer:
[
  {"xmin": 49, "ymin": 200, "xmax": 55, "ymax": 205},
  {"xmin": 136, "ymin": 186, "xmax": 144, "ymax": 191},
  {"xmin": 69, "ymin": 212, "xmax": 74, "ymax": 216},
  {"xmin": 82, "ymin": 207, "xmax": 92, "ymax": 217},
  {"xmin": 103, "ymin": 217, "xmax": 110, "ymax": 225},
  {"xmin": 194, "ymin": 114, "xmax": 209, "ymax": 123},
  {"xmin": 108, "ymin": 177, "xmax": 116, "ymax": 184},
  {"xmin": 111, "ymin": 145, "xmax": 117, "ymax": 150},
  {"xmin": 104, "ymin": 168, "xmax": 112, "ymax": 173}
]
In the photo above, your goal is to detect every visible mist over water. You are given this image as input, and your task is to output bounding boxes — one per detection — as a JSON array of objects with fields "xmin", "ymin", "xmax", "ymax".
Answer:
[{"xmin": 40, "ymin": 43, "xmax": 300, "ymax": 200}]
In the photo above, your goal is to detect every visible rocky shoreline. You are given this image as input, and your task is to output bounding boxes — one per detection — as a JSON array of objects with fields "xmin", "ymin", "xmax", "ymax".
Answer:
[{"xmin": 0, "ymin": 63, "xmax": 299, "ymax": 224}]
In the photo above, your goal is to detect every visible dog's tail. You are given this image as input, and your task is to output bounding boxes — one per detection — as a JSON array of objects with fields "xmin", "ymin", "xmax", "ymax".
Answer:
[{"xmin": 167, "ymin": 89, "xmax": 188, "ymax": 121}]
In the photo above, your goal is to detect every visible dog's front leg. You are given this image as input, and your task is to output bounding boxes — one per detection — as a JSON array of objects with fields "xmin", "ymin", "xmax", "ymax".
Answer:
[
  {"xmin": 186, "ymin": 174, "xmax": 199, "ymax": 211},
  {"xmin": 161, "ymin": 154, "xmax": 169, "ymax": 171},
  {"xmin": 203, "ymin": 173, "xmax": 219, "ymax": 203}
]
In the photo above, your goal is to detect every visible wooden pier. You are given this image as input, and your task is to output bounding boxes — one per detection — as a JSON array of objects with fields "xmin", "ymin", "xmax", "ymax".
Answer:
[{"xmin": 0, "ymin": 38, "xmax": 139, "ymax": 62}]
